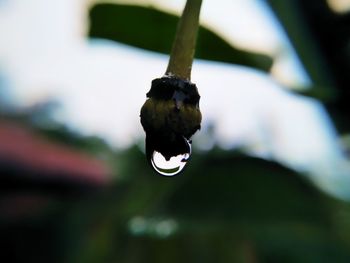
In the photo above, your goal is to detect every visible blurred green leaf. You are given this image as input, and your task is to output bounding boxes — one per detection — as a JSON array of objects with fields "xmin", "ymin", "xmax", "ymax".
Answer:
[
  {"xmin": 113, "ymin": 147, "xmax": 332, "ymax": 225},
  {"xmin": 297, "ymin": 84, "xmax": 338, "ymax": 102},
  {"xmin": 163, "ymin": 151, "xmax": 331, "ymax": 225},
  {"xmin": 264, "ymin": 0, "xmax": 334, "ymax": 87},
  {"xmin": 264, "ymin": 0, "xmax": 350, "ymax": 132},
  {"xmin": 88, "ymin": 3, "xmax": 273, "ymax": 72},
  {"xmin": 66, "ymin": 147, "xmax": 350, "ymax": 263},
  {"xmin": 12, "ymin": 145, "xmax": 348, "ymax": 263}
]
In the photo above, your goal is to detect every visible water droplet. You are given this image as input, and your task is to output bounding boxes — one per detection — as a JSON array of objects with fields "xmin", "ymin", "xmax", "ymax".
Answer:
[{"xmin": 150, "ymin": 140, "xmax": 191, "ymax": 176}]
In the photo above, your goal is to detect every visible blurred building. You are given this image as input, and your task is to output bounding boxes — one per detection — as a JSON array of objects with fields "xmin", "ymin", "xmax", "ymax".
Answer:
[{"xmin": 0, "ymin": 119, "xmax": 110, "ymax": 219}]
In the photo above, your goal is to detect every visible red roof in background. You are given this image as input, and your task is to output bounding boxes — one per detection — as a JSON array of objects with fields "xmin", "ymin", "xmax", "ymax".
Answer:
[{"xmin": 0, "ymin": 121, "xmax": 111, "ymax": 186}]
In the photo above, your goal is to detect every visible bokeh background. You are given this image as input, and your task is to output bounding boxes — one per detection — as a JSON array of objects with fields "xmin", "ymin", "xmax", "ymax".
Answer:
[{"xmin": 1, "ymin": 0, "xmax": 350, "ymax": 262}]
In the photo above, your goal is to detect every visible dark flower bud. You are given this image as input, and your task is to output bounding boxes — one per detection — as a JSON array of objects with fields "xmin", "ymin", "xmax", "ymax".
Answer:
[{"xmin": 140, "ymin": 76, "xmax": 202, "ymax": 169}]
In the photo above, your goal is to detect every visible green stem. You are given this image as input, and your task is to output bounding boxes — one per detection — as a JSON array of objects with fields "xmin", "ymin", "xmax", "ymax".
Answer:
[{"xmin": 165, "ymin": 0, "xmax": 202, "ymax": 80}]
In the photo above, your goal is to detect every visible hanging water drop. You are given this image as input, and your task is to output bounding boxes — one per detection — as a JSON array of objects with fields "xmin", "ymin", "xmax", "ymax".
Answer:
[{"xmin": 148, "ymin": 139, "xmax": 191, "ymax": 176}]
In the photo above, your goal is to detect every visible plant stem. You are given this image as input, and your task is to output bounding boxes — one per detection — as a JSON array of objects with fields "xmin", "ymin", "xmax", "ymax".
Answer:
[{"xmin": 165, "ymin": 0, "xmax": 202, "ymax": 80}]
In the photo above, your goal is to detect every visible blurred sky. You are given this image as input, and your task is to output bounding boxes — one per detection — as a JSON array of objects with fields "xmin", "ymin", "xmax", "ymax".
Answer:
[{"xmin": 0, "ymin": 0, "xmax": 349, "ymax": 200}]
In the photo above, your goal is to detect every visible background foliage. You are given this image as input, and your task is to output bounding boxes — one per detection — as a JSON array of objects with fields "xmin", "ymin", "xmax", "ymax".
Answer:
[{"xmin": 1, "ymin": 1, "xmax": 350, "ymax": 263}]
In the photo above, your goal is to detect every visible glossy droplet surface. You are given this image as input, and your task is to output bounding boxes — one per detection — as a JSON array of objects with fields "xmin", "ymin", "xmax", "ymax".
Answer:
[{"xmin": 150, "ymin": 140, "xmax": 191, "ymax": 176}]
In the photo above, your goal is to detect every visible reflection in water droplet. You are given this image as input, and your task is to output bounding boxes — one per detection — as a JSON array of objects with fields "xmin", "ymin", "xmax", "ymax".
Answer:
[{"xmin": 150, "ymin": 140, "xmax": 191, "ymax": 176}]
